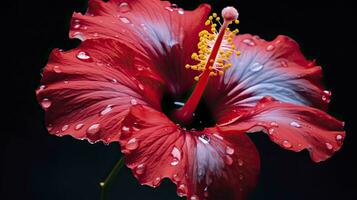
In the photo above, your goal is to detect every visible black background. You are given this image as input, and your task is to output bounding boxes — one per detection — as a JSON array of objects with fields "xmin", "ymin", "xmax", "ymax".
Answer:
[{"xmin": 3, "ymin": 0, "xmax": 356, "ymax": 199}]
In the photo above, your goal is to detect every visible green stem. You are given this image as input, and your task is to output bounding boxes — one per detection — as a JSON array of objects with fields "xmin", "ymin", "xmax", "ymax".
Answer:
[{"xmin": 100, "ymin": 156, "xmax": 125, "ymax": 200}]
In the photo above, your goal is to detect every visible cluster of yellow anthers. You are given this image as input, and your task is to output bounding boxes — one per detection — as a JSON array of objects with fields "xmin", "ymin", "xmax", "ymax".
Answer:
[{"xmin": 185, "ymin": 12, "xmax": 241, "ymax": 81}]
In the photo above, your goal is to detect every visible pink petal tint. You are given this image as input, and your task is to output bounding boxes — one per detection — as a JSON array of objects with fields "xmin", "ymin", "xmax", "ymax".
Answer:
[{"xmin": 36, "ymin": 0, "xmax": 345, "ymax": 199}]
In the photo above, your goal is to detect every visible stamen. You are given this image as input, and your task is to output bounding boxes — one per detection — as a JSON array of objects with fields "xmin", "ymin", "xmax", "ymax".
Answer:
[{"xmin": 174, "ymin": 6, "xmax": 241, "ymax": 124}]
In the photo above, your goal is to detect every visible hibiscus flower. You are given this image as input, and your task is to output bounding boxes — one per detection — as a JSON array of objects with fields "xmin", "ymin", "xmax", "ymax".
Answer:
[{"xmin": 36, "ymin": 0, "xmax": 345, "ymax": 199}]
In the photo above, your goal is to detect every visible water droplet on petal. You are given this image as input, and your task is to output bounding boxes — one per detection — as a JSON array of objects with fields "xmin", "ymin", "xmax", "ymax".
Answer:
[
  {"xmin": 171, "ymin": 146, "xmax": 181, "ymax": 166},
  {"xmin": 126, "ymin": 138, "xmax": 139, "ymax": 150},
  {"xmin": 290, "ymin": 121, "xmax": 301, "ymax": 128},
  {"xmin": 250, "ymin": 62, "xmax": 264, "ymax": 72},
  {"xmin": 118, "ymin": 2, "xmax": 131, "ymax": 13},
  {"xmin": 119, "ymin": 16, "xmax": 131, "ymax": 24},
  {"xmin": 53, "ymin": 65, "xmax": 62, "ymax": 73},
  {"xmin": 73, "ymin": 23, "xmax": 80, "ymax": 29},
  {"xmin": 87, "ymin": 123, "xmax": 100, "ymax": 135},
  {"xmin": 122, "ymin": 126, "xmax": 130, "ymax": 133},
  {"xmin": 76, "ymin": 51, "xmax": 92, "ymax": 62},
  {"xmin": 336, "ymin": 134, "xmax": 343, "ymax": 141},
  {"xmin": 138, "ymin": 83, "xmax": 144, "ymax": 90},
  {"xmin": 268, "ymin": 128, "xmax": 275, "ymax": 135},
  {"xmin": 270, "ymin": 121, "xmax": 279, "ymax": 127},
  {"xmin": 41, "ymin": 98, "xmax": 52, "ymax": 109},
  {"xmin": 153, "ymin": 177, "xmax": 161, "ymax": 187},
  {"xmin": 198, "ymin": 134, "xmax": 210, "ymax": 144},
  {"xmin": 282, "ymin": 140, "xmax": 292, "ymax": 148},
  {"xmin": 172, "ymin": 174, "xmax": 180, "ymax": 182},
  {"xmin": 165, "ymin": 6, "xmax": 174, "ymax": 12},
  {"xmin": 204, "ymin": 187, "xmax": 209, "ymax": 197},
  {"xmin": 322, "ymin": 95, "xmax": 330, "ymax": 103},
  {"xmin": 130, "ymin": 98, "xmax": 138, "ymax": 105},
  {"xmin": 61, "ymin": 125, "xmax": 69, "ymax": 131},
  {"xmin": 323, "ymin": 90, "xmax": 331, "ymax": 96},
  {"xmin": 266, "ymin": 44, "xmax": 275, "ymax": 51},
  {"xmin": 225, "ymin": 146, "xmax": 235, "ymax": 155},
  {"xmin": 111, "ymin": 79, "xmax": 118, "ymax": 83},
  {"xmin": 238, "ymin": 159, "xmax": 244, "ymax": 166},
  {"xmin": 177, "ymin": 9, "xmax": 184, "ymax": 15},
  {"xmin": 325, "ymin": 142, "xmax": 333, "ymax": 150},
  {"xmin": 190, "ymin": 195, "xmax": 198, "ymax": 200},
  {"xmin": 280, "ymin": 60, "xmax": 288, "ymax": 67},
  {"xmin": 100, "ymin": 105, "xmax": 112, "ymax": 116},
  {"xmin": 177, "ymin": 183, "xmax": 187, "ymax": 197},
  {"xmin": 213, "ymin": 133, "xmax": 224, "ymax": 140},
  {"xmin": 47, "ymin": 124, "xmax": 53, "ymax": 131},
  {"xmin": 242, "ymin": 39, "xmax": 256, "ymax": 46},
  {"xmin": 75, "ymin": 123, "xmax": 84, "ymax": 130},
  {"xmin": 72, "ymin": 32, "xmax": 85, "ymax": 41},
  {"xmin": 225, "ymin": 155, "xmax": 233, "ymax": 165},
  {"xmin": 135, "ymin": 164, "xmax": 145, "ymax": 175}
]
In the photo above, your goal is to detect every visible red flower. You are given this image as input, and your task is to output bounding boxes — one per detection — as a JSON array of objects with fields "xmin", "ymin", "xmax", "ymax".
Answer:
[{"xmin": 36, "ymin": 0, "xmax": 345, "ymax": 199}]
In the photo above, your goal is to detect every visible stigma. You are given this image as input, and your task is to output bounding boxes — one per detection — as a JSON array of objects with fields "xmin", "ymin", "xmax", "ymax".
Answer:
[{"xmin": 185, "ymin": 6, "xmax": 241, "ymax": 81}]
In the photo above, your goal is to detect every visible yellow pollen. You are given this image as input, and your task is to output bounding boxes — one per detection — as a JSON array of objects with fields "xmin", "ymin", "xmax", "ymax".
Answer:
[{"xmin": 185, "ymin": 8, "xmax": 242, "ymax": 80}]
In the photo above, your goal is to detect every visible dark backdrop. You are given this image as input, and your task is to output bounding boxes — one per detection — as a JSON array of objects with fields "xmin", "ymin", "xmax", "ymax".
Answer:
[{"xmin": 3, "ymin": 0, "xmax": 356, "ymax": 200}]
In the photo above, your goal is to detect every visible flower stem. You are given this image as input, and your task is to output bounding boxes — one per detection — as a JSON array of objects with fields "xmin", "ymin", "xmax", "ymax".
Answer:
[{"xmin": 100, "ymin": 156, "xmax": 125, "ymax": 200}]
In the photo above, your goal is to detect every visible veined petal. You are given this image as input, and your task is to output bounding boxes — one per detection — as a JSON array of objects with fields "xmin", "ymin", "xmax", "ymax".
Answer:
[
  {"xmin": 220, "ymin": 97, "xmax": 345, "ymax": 162},
  {"xmin": 206, "ymin": 34, "xmax": 329, "ymax": 121},
  {"xmin": 119, "ymin": 105, "xmax": 260, "ymax": 199},
  {"xmin": 36, "ymin": 38, "xmax": 163, "ymax": 144},
  {"xmin": 70, "ymin": 0, "xmax": 211, "ymax": 96}
]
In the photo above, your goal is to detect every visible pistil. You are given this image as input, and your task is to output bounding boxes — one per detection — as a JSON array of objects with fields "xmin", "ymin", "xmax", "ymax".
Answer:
[{"xmin": 173, "ymin": 7, "xmax": 240, "ymax": 125}]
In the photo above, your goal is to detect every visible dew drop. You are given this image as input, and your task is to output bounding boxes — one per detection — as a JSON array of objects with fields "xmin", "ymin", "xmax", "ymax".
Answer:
[
  {"xmin": 130, "ymin": 98, "xmax": 138, "ymax": 105},
  {"xmin": 290, "ymin": 121, "xmax": 301, "ymax": 128},
  {"xmin": 250, "ymin": 62, "xmax": 264, "ymax": 72},
  {"xmin": 225, "ymin": 155, "xmax": 233, "ymax": 165},
  {"xmin": 242, "ymin": 39, "xmax": 256, "ymax": 46},
  {"xmin": 87, "ymin": 123, "xmax": 100, "ymax": 135},
  {"xmin": 73, "ymin": 23, "xmax": 80, "ymax": 29},
  {"xmin": 204, "ymin": 187, "xmax": 209, "ymax": 197},
  {"xmin": 282, "ymin": 140, "xmax": 292, "ymax": 148},
  {"xmin": 280, "ymin": 60, "xmax": 288, "ymax": 67},
  {"xmin": 41, "ymin": 98, "xmax": 52, "ymax": 109},
  {"xmin": 266, "ymin": 44, "xmax": 275, "ymax": 51},
  {"xmin": 225, "ymin": 146, "xmax": 235, "ymax": 155},
  {"xmin": 171, "ymin": 146, "xmax": 181, "ymax": 166},
  {"xmin": 323, "ymin": 90, "xmax": 331, "ymax": 96},
  {"xmin": 322, "ymin": 95, "xmax": 330, "ymax": 103},
  {"xmin": 268, "ymin": 128, "xmax": 275, "ymax": 135},
  {"xmin": 53, "ymin": 65, "xmax": 62, "ymax": 73},
  {"xmin": 76, "ymin": 51, "xmax": 92, "ymax": 61},
  {"xmin": 118, "ymin": 2, "xmax": 131, "ymax": 13},
  {"xmin": 325, "ymin": 142, "xmax": 333, "ymax": 150},
  {"xmin": 126, "ymin": 138, "xmax": 139, "ymax": 150},
  {"xmin": 47, "ymin": 124, "xmax": 53, "ymax": 131},
  {"xmin": 190, "ymin": 195, "xmax": 198, "ymax": 200},
  {"xmin": 178, "ymin": 9, "xmax": 184, "ymax": 15},
  {"xmin": 153, "ymin": 177, "xmax": 161, "ymax": 187},
  {"xmin": 165, "ymin": 6, "xmax": 174, "ymax": 12},
  {"xmin": 119, "ymin": 16, "xmax": 131, "ymax": 24},
  {"xmin": 61, "ymin": 125, "xmax": 69, "ymax": 132},
  {"xmin": 138, "ymin": 83, "xmax": 144, "ymax": 90},
  {"xmin": 270, "ymin": 121, "xmax": 279, "ymax": 127},
  {"xmin": 177, "ymin": 183, "xmax": 187, "ymax": 197},
  {"xmin": 135, "ymin": 164, "xmax": 145, "ymax": 175},
  {"xmin": 100, "ymin": 105, "xmax": 112, "ymax": 116},
  {"xmin": 198, "ymin": 134, "xmax": 210, "ymax": 144},
  {"xmin": 75, "ymin": 123, "xmax": 84, "ymax": 130},
  {"xmin": 111, "ymin": 79, "xmax": 118, "ymax": 83},
  {"xmin": 172, "ymin": 174, "xmax": 180, "ymax": 182},
  {"xmin": 336, "ymin": 134, "xmax": 343, "ymax": 141},
  {"xmin": 238, "ymin": 158, "xmax": 244, "ymax": 166},
  {"xmin": 72, "ymin": 32, "xmax": 85, "ymax": 41},
  {"xmin": 122, "ymin": 126, "xmax": 130, "ymax": 133}
]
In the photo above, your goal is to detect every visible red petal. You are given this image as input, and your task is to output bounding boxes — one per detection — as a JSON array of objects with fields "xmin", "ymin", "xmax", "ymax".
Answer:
[
  {"xmin": 119, "ymin": 105, "xmax": 260, "ymax": 200},
  {"xmin": 206, "ymin": 34, "xmax": 330, "ymax": 121},
  {"xmin": 70, "ymin": 0, "xmax": 211, "ymax": 95},
  {"xmin": 36, "ymin": 38, "xmax": 163, "ymax": 144},
  {"xmin": 220, "ymin": 97, "xmax": 345, "ymax": 162}
]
